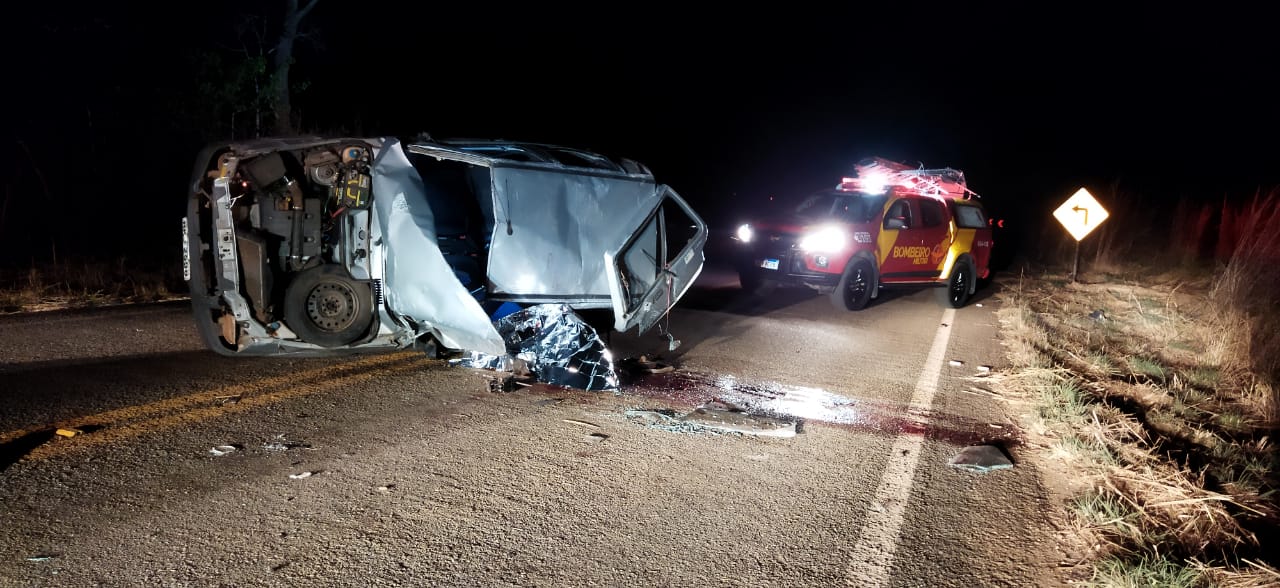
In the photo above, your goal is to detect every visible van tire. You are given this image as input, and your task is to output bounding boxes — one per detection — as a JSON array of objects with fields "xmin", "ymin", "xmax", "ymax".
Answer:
[{"xmin": 283, "ymin": 265, "xmax": 373, "ymax": 347}]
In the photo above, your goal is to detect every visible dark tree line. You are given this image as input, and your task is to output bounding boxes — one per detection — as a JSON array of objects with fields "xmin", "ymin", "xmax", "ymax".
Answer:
[{"xmin": 2, "ymin": 1, "xmax": 321, "ymax": 267}]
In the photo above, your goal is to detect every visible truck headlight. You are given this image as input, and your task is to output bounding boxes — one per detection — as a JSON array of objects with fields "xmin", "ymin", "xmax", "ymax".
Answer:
[
  {"xmin": 798, "ymin": 226, "xmax": 847, "ymax": 253},
  {"xmin": 736, "ymin": 224, "xmax": 754, "ymax": 243}
]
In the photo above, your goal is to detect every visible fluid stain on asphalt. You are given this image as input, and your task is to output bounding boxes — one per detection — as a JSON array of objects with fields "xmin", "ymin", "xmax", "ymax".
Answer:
[{"xmin": 617, "ymin": 371, "xmax": 1022, "ymax": 447}]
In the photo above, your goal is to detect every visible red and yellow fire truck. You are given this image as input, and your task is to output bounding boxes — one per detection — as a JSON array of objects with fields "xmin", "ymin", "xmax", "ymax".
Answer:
[{"xmin": 734, "ymin": 157, "xmax": 994, "ymax": 310}]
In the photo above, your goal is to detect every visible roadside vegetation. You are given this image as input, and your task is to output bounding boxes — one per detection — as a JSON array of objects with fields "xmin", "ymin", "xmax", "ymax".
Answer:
[
  {"xmin": 998, "ymin": 189, "xmax": 1280, "ymax": 586},
  {"xmin": 0, "ymin": 257, "xmax": 184, "ymax": 313}
]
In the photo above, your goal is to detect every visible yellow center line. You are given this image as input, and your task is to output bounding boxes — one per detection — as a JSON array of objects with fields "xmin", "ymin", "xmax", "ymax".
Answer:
[
  {"xmin": 0, "ymin": 351, "xmax": 420, "ymax": 445},
  {"xmin": 19, "ymin": 354, "xmax": 435, "ymax": 462}
]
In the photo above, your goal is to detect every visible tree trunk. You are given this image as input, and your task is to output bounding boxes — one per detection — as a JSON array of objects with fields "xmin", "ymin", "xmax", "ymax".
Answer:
[{"xmin": 271, "ymin": 0, "xmax": 318, "ymax": 136}]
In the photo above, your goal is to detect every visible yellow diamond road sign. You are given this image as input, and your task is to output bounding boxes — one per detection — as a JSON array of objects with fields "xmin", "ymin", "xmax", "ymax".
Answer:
[{"xmin": 1053, "ymin": 188, "xmax": 1110, "ymax": 241}]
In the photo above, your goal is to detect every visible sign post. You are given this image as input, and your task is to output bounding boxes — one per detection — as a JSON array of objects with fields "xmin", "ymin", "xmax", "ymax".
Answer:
[{"xmin": 1052, "ymin": 188, "xmax": 1110, "ymax": 282}]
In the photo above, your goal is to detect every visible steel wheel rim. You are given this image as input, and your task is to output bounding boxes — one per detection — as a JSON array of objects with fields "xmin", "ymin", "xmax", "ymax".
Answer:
[{"xmin": 307, "ymin": 282, "xmax": 359, "ymax": 333}]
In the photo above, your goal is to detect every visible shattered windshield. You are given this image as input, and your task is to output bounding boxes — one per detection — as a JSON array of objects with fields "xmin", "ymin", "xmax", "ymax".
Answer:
[{"xmin": 794, "ymin": 190, "xmax": 886, "ymax": 223}]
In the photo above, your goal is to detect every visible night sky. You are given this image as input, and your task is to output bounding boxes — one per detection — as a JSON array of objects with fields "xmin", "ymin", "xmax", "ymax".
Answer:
[{"xmin": 5, "ymin": 2, "xmax": 1278, "ymax": 266}]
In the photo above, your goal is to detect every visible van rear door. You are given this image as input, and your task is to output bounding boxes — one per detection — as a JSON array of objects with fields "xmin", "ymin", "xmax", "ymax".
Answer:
[{"xmin": 604, "ymin": 187, "xmax": 707, "ymax": 333}]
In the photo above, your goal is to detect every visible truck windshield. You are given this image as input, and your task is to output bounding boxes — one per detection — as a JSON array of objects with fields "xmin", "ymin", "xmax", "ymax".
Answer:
[{"xmin": 794, "ymin": 190, "xmax": 885, "ymax": 223}]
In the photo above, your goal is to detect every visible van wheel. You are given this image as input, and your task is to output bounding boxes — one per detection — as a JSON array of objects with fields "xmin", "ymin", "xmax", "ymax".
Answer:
[
  {"xmin": 831, "ymin": 258, "xmax": 874, "ymax": 311},
  {"xmin": 940, "ymin": 261, "xmax": 973, "ymax": 308},
  {"xmin": 284, "ymin": 265, "xmax": 373, "ymax": 347}
]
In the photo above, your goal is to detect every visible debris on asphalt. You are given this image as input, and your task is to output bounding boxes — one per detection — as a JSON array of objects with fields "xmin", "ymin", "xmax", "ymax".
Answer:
[
  {"xmin": 26, "ymin": 554, "xmax": 59, "ymax": 562},
  {"xmin": 962, "ymin": 386, "xmax": 1001, "ymax": 397},
  {"xmin": 487, "ymin": 373, "xmax": 532, "ymax": 393},
  {"xmin": 54, "ymin": 428, "xmax": 81, "ymax": 438},
  {"xmin": 487, "ymin": 376, "xmax": 509, "ymax": 393},
  {"xmin": 562, "ymin": 419, "xmax": 601, "ymax": 429},
  {"xmin": 947, "ymin": 445, "xmax": 1014, "ymax": 473},
  {"xmin": 625, "ymin": 406, "xmax": 797, "ymax": 438},
  {"xmin": 263, "ymin": 434, "xmax": 312, "ymax": 452},
  {"xmin": 584, "ymin": 432, "xmax": 609, "ymax": 443},
  {"xmin": 375, "ymin": 484, "xmax": 396, "ymax": 494},
  {"xmin": 948, "ymin": 360, "xmax": 965, "ymax": 367},
  {"xmin": 288, "ymin": 470, "xmax": 321, "ymax": 480},
  {"xmin": 214, "ymin": 394, "xmax": 242, "ymax": 406},
  {"xmin": 633, "ymin": 355, "xmax": 675, "ymax": 374},
  {"xmin": 975, "ymin": 303, "xmax": 984, "ymax": 308},
  {"xmin": 626, "ymin": 409, "xmax": 709, "ymax": 435},
  {"xmin": 209, "ymin": 445, "xmax": 240, "ymax": 456},
  {"xmin": 616, "ymin": 355, "xmax": 678, "ymax": 381},
  {"xmin": 977, "ymin": 365, "xmax": 992, "ymax": 373},
  {"xmin": 455, "ymin": 304, "xmax": 619, "ymax": 391}
]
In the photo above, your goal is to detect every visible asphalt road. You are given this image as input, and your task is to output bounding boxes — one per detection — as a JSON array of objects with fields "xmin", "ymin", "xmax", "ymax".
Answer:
[{"xmin": 0, "ymin": 261, "xmax": 1076, "ymax": 587}]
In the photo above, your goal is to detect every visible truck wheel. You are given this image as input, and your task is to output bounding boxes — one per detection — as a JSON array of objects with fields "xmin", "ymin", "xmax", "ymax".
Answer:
[
  {"xmin": 831, "ymin": 258, "xmax": 873, "ymax": 311},
  {"xmin": 284, "ymin": 265, "xmax": 373, "ymax": 347},
  {"xmin": 940, "ymin": 260, "xmax": 973, "ymax": 308}
]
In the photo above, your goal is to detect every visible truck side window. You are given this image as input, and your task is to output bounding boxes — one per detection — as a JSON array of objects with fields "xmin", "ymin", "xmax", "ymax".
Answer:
[
  {"xmin": 884, "ymin": 200, "xmax": 912, "ymax": 229},
  {"xmin": 953, "ymin": 204, "xmax": 987, "ymax": 229},
  {"xmin": 919, "ymin": 199, "xmax": 945, "ymax": 228}
]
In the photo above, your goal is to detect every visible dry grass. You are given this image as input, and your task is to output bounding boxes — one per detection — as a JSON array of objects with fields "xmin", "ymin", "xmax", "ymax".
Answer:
[
  {"xmin": 1042, "ymin": 186, "xmax": 1278, "ymax": 398},
  {"xmin": 1204, "ymin": 190, "xmax": 1280, "ymax": 420},
  {"xmin": 0, "ymin": 257, "xmax": 184, "ymax": 313},
  {"xmin": 996, "ymin": 259, "xmax": 1280, "ymax": 586},
  {"xmin": 1192, "ymin": 558, "xmax": 1280, "ymax": 588}
]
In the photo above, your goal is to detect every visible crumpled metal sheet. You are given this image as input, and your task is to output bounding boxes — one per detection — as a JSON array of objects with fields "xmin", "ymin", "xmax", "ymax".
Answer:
[
  {"xmin": 369, "ymin": 139, "xmax": 505, "ymax": 356},
  {"xmin": 456, "ymin": 304, "xmax": 619, "ymax": 391}
]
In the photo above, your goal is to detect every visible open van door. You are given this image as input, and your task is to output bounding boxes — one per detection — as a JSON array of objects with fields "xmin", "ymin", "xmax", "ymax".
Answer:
[{"xmin": 605, "ymin": 187, "xmax": 707, "ymax": 333}]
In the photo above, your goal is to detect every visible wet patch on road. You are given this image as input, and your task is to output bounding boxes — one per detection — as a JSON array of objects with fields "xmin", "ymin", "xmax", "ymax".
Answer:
[{"xmin": 612, "ymin": 369, "xmax": 1022, "ymax": 447}]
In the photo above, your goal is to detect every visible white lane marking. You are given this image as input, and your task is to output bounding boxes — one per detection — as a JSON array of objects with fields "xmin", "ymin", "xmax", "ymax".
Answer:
[{"xmin": 845, "ymin": 307, "xmax": 956, "ymax": 586}]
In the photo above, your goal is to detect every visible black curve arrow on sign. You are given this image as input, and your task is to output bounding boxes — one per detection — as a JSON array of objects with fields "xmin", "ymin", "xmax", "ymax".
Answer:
[{"xmin": 1072, "ymin": 205, "xmax": 1088, "ymax": 224}]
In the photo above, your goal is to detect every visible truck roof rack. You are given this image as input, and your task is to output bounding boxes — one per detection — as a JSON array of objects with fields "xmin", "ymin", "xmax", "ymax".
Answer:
[{"xmin": 838, "ymin": 156, "xmax": 980, "ymax": 200}]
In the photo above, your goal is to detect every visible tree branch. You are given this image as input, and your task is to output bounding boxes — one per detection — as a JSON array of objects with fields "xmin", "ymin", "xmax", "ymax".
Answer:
[{"xmin": 298, "ymin": 0, "xmax": 320, "ymax": 20}]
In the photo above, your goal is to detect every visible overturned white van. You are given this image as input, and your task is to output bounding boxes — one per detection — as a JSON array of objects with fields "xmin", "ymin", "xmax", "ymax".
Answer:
[{"xmin": 183, "ymin": 136, "xmax": 707, "ymax": 357}]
